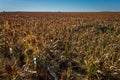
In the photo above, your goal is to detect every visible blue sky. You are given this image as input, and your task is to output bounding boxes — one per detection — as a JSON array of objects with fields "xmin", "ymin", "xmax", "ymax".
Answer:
[{"xmin": 0, "ymin": 0, "xmax": 120, "ymax": 12}]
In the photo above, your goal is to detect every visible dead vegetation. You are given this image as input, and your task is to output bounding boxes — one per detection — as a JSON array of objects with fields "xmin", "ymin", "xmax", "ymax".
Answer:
[{"xmin": 0, "ymin": 12, "xmax": 120, "ymax": 80}]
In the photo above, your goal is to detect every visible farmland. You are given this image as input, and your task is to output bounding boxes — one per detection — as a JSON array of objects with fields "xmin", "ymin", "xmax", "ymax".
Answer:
[{"xmin": 0, "ymin": 12, "xmax": 120, "ymax": 80}]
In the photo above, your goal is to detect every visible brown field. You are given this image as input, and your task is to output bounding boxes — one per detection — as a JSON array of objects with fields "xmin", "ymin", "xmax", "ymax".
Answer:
[{"xmin": 0, "ymin": 12, "xmax": 120, "ymax": 80}]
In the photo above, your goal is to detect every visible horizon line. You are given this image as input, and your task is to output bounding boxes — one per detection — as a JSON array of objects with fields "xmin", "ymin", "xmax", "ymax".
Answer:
[{"xmin": 0, "ymin": 11, "xmax": 120, "ymax": 13}]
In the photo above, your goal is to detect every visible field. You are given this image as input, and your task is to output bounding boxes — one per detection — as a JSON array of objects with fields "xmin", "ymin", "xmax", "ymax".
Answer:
[{"xmin": 0, "ymin": 12, "xmax": 120, "ymax": 80}]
